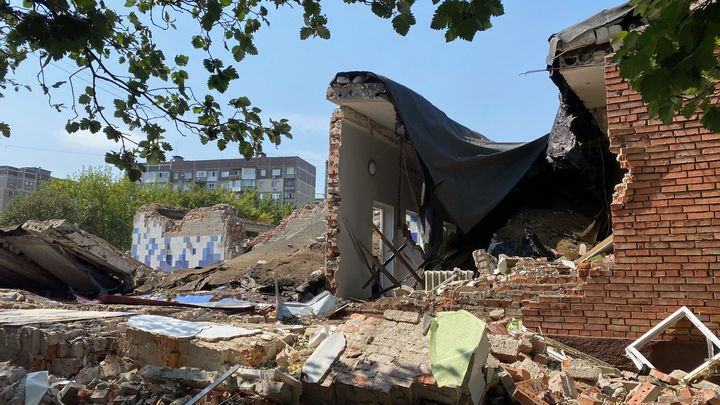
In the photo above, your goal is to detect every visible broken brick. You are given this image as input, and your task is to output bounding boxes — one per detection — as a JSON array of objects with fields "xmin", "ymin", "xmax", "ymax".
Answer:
[
  {"xmin": 650, "ymin": 368, "xmax": 679, "ymax": 385},
  {"xmin": 561, "ymin": 358, "xmax": 599, "ymax": 382},
  {"xmin": 548, "ymin": 371, "xmax": 577, "ymax": 399},
  {"xmin": 627, "ymin": 382, "xmax": 663, "ymax": 405},
  {"xmin": 499, "ymin": 363, "xmax": 530, "ymax": 382},
  {"xmin": 489, "ymin": 334, "xmax": 521, "ymax": 362},
  {"xmin": 513, "ymin": 378, "xmax": 550, "ymax": 405}
]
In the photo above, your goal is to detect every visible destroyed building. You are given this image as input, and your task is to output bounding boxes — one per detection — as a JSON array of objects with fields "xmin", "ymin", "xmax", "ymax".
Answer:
[
  {"xmin": 0, "ymin": 220, "xmax": 140, "ymax": 297},
  {"xmin": 324, "ymin": 69, "xmax": 619, "ymax": 297},
  {"xmin": 131, "ymin": 204, "xmax": 273, "ymax": 270},
  {"xmin": 324, "ymin": 3, "xmax": 720, "ymax": 346},
  {"xmin": 3, "ymin": 3, "xmax": 720, "ymax": 405}
]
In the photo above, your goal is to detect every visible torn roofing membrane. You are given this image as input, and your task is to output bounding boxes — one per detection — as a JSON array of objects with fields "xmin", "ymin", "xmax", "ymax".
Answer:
[
  {"xmin": 330, "ymin": 72, "xmax": 548, "ymax": 234},
  {"xmin": 546, "ymin": 3, "xmax": 635, "ymax": 67}
]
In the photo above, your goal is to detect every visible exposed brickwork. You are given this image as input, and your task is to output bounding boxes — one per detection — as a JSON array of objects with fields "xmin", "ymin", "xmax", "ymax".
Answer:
[
  {"xmin": 325, "ymin": 108, "xmax": 343, "ymax": 293},
  {"xmin": 521, "ymin": 62, "xmax": 720, "ymax": 340}
]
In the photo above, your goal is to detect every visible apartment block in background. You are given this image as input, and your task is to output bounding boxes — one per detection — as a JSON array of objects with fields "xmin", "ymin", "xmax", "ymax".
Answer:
[
  {"xmin": 0, "ymin": 166, "xmax": 52, "ymax": 210},
  {"xmin": 140, "ymin": 155, "xmax": 317, "ymax": 206}
]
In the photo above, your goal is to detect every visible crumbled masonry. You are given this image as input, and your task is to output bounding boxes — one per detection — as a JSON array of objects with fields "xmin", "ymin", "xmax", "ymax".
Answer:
[{"xmin": 3, "ymin": 3, "xmax": 720, "ymax": 404}]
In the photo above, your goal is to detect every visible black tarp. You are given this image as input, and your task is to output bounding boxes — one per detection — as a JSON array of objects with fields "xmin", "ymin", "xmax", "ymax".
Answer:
[{"xmin": 333, "ymin": 73, "xmax": 549, "ymax": 234}]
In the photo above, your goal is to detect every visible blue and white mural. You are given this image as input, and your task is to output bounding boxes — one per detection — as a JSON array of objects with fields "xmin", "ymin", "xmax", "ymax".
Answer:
[{"xmin": 130, "ymin": 205, "xmax": 237, "ymax": 271}]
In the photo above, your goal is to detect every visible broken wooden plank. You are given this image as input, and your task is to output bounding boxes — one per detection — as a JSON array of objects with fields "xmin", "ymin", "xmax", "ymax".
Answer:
[
  {"xmin": 372, "ymin": 224, "xmax": 424, "ymax": 285},
  {"xmin": 575, "ymin": 234, "xmax": 613, "ymax": 264},
  {"xmin": 358, "ymin": 242, "xmax": 402, "ymax": 288}
]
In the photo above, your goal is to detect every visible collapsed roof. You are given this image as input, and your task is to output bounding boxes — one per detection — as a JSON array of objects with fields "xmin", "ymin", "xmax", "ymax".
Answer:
[
  {"xmin": 0, "ymin": 220, "xmax": 141, "ymax": 297},
  {"xmin": 546, "ymin": 4, "xmax": 643, "ymax": 119},
  {"xmin": 328, "ymin": 72, "xmax": 548, "ymax": 234}
]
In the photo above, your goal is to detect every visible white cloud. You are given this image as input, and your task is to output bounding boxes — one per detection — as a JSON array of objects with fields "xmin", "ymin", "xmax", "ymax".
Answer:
[
  {"xmin": 268, "ymin": 112, "xmax": 330, "ymax": 136},
  {"xmin": 57, "ymin": 128, "xmax": 142, "ymax": 151}
]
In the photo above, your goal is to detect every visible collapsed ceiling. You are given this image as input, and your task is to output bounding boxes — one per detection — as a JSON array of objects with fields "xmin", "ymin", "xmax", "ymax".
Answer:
[{"xmin": 328, "ymin": 69, "xmax": 621, "ymax": 266}]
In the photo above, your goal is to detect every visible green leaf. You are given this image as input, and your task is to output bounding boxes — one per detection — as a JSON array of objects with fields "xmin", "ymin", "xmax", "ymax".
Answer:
[
  {"xmin": 392, "ymin": 12, "xmax": 415, "ymax": 36},
  {"xmin": 371, "ymin": 1, "xmax": 393, "ymax": 18},
  {"xmin": 65, "ymin": 122, "xmax": 80, "ymax": 133},
  {"xmin": 174, "ymin": 55, "xmax": 189, "ymax": 66},
  {"xmin": 88, "ymin": 120, "xmax": 102, "ymax": 133},
  {"xmin": 701, "ymin": 107, "xmax": 720, "ymax": 132},
  {"xmin": 0, "ymin": 122, "xmax": 10, "ymax": 137}
]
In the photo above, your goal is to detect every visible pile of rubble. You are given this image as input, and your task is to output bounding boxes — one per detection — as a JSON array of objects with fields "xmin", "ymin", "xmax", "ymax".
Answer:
[{"xmin": 483, "ymin": 317, "xmax": 720, "ymax": 405}]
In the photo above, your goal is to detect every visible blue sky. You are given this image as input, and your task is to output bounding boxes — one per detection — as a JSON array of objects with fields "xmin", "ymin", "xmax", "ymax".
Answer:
[{"xmin": 0, "ymin": 1, "xmax": 621, "ymax": 196}]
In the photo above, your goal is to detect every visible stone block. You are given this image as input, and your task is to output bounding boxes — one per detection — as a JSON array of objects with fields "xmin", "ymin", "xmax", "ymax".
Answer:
[
  {"xmin": 489, "ymin": 335, "xmax": 520, "ymax": 362},
  {"xmin": 561, "ymin": 358, "xmax": 599, "ymax": 382},
  {"xmin": 473, "ymin": 249, "xmax": 497, "ymax": 273},
  {"xmin": 518, "ymin": 335, "xmax": 533, "ymax": 354},
  {"xmin": 548, "ymin": 371, "xmax": 577, "ymax": 399},
  {"xmin": 513, "ymin": 378, "xmax": 550, "ymax": 405},
  {"xmin": 383, "ymin": 310, "xmax": 420, "ymax": 324},
  {"xmin": 627, "ymin": 382, "xmax": 663, "ymax": 405},
  {"xmin": 515, "ymin": 358, "xmax": 546, "ymax": 381},
  {"xmin": 489, "ymin": 309, "xmax": 505, "ymax": 320}
]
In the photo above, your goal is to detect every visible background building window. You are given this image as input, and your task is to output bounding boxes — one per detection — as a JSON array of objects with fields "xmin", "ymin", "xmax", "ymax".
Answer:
[
  {"xmin": 285, "ymin": 167, "xmax": 296, "ymax": 175},
  {"xmin": 196, "ymin": 170, "xmax": 207, "ymax": 178},
  {"xmin": 207, "ymin": 182, "xmax": 216, "ymax": 189},
  {"xmin": 284, "ymin": 192, "xmax": 294, "ymax": 199},
  {"xmin": 221, "ymin": 170, "xmax": 230, "ymax": 178},
  {"xmin": 271, "ymin": 192, "xmax": 280, "ymax": 200},
  {"xmin": 271, "ymin": 180, "xmax": 280, "ymax": 190},
  {"xmin": 260, "ymin": 169, "xmax": 267, "ymax": 176},
  {"xmin": 241, "ymin": 167, "xmax": 257, "ymax": 179},
  {"xmin": 184, "ymin": 172, "xmax": 192, "ymax": 179},
  {"xmin": 271, "ymin": 168, "xmax": 281, "ymax": 177}
]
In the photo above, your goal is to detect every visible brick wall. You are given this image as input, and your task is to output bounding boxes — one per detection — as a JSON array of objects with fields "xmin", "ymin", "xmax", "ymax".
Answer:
[
  {"xmin": 325, "ymin": 108, "xmax": 343, "ymax": 292},
  {"xmin": 522, "ymin": 62, "xmax": 720, "ymax": 340}
]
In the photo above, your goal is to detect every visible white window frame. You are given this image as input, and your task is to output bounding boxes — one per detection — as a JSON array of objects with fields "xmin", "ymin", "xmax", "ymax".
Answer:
[{"xmin": 625, "ymin": 306, "xmax": 720, "ymax": 383}]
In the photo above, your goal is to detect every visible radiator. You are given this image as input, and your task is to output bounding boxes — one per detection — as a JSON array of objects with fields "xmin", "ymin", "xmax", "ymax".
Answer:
[{"xmin": 424, "ymin": 269, "xmax": 474, "ymax": 291}]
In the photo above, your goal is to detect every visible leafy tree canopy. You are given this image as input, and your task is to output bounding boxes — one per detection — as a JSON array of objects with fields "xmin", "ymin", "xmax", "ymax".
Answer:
[
  {"xmin": 0, "ymin": 166, "xmax": 294, "ymax": 249},
  {"xmin": 0, "ymin": 0, "xmax": 503, "ymax": 180},
  {"xmin": 614, "ymin": 0, "xmax": 720, "ymax": 131},
  {"xmin": 0, "ymin": 0, "xmax": 717, "ymax": 180}
]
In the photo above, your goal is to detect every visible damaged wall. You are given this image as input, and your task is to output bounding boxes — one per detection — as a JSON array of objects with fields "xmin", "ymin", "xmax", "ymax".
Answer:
[
  {"xmin": 522, "ymin": 61, "xmax": 720, "ymax": 340},
  {"xmin": 131, "ymin": 204, "xmax": 247, "ymax": 270},
  {"xmin": 325, "ymin": 106, "xmax": 421, "ymax": 299}
]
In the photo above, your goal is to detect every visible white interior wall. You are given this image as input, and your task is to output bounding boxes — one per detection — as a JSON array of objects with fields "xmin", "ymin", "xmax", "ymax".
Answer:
[{"xmin": 336, "ymin": 118, "xmax": 412, "ymax": 298}]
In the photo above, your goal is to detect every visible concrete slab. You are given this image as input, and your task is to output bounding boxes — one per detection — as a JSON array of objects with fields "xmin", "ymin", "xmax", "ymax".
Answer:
[
  {"xmin": 0, "ymin": 309, "xmax": 132, "ymax": 326},
  {"xmin": 302, "ymin": 332, "xmax": 345, "ymax": 384}
]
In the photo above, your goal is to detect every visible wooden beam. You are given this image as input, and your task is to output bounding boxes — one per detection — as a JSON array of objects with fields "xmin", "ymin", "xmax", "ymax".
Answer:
[
  {"xmin": 358, "ymin": 242, "xmax": 401, "ymax": 288},
  {"xmin": 372, "ymin": 224, "xmax": 424, "ymax": 285}
]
